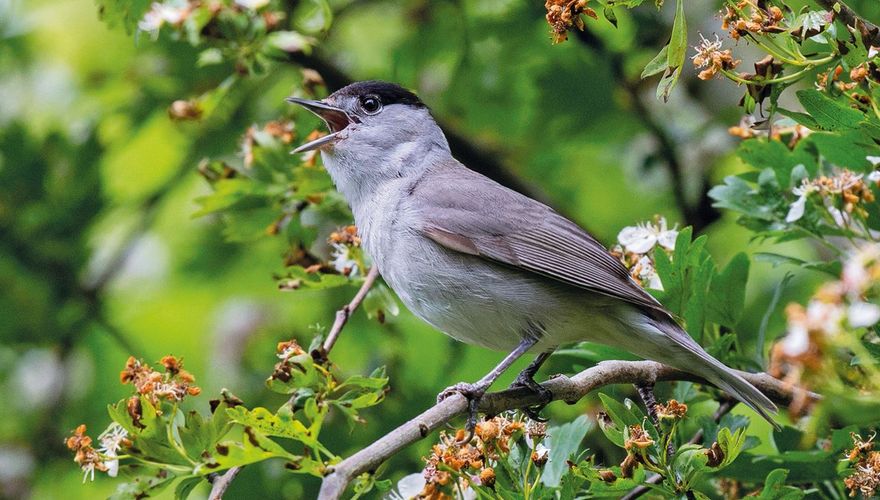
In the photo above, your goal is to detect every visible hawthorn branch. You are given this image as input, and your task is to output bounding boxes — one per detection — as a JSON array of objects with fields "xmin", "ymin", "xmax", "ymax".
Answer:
[
  {"xmin": 317, "ymin": 360, "xmax": 817, "ymax": 499},
  {"xmin": 814, "ymin": 0, "xmax": 880, "ymax": 46},
  {"xmin": 312, "ymin": 266, "xmax": 380, "ymax": 361},
  {"xmin": 208, "ymin": 467, "xmax": 241, "ymax": 500}
]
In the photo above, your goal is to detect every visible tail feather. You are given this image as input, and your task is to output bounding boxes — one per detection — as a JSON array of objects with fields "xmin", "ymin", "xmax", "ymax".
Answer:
[{"xmin": 650, "ymin": 318, "xmax": 779, "ymax": 429}]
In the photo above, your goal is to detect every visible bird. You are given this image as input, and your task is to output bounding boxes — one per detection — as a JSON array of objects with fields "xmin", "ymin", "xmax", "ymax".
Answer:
[{"xmin": 286, "ymin": 80, "xmax": 777, "ymax": 432}]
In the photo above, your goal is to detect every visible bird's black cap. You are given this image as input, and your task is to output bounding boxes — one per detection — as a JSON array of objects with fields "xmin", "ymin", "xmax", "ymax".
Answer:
[{"xmin": 330, "ymin": 80, "xmax": 426, "ymax": 108}]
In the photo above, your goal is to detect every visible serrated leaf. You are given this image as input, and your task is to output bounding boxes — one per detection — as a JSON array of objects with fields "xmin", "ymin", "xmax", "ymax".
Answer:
[
  {"xmin": 542, "ymin": 415, "xmax": 592, "ymax": 487},
  {"xmin": 226, "ymin": 406, "xmax": 318, "ymax": 445},
  {"xmin": 706, "ymin": 252, "xmax": 749, "ymax": 328},
  {"xmin": 796, "ymin": 89, "xmax": 863, "ymax": 131}
]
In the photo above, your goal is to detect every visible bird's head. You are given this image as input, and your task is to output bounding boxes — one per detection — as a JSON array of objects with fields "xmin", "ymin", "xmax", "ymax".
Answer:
[{"xmin": 287, "ymin": 80, "xmax": 445, "ymax": 159}]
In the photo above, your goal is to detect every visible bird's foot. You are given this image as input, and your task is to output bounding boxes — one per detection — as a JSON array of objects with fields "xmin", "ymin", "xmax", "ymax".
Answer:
[
  {"xmin": 437, "ymin": 382, "xmax": 487, "ymax": 442},
  {"xmin": 509, "ymin": 372, "xmax": 553, "ymax": 422}
]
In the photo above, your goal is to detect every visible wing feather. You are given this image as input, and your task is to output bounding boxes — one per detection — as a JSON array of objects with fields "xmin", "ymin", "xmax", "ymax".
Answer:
[{"xmin": 412, "ymin": 164, "xmax": 668, "ymax": 316}]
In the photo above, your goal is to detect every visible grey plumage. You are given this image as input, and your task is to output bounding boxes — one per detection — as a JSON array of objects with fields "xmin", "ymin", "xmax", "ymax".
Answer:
[{"xmin": 289, "ymin": 81, "xmax": 777, "ymax": 424}]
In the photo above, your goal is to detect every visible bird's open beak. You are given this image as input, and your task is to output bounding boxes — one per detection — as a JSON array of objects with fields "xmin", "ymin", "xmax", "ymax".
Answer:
[{"xmin": 286, "ymin": 97, "xmax": 356, "ymax": 153}]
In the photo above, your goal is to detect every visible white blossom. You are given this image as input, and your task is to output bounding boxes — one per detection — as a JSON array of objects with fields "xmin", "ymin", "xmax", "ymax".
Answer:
[
  {"xmin": 849, "ymin": 301, "xmax": 880, "ymax": 328},
  {"xmin": 97, "ymin": 423, "xmax": 129, "ymax": 477},
  {"xmin": 617, "ymin": 217, "xmax": 678, "ymax": 254},
  {"xmin": 635, "ymin": 255, "xmax": 663, "ymax": 290},
  {"xmin": 138, "ymin": 1, "xmax": 188, "ymax": 33},
  {"xmin": 389, "ymin": 473, "xmax": 426, "ymax": 499},
  {"xmin": 330, "ymin": 243, "xmax": 359, "ymax": 276},
  {"xmin": 786, "ymin": 193, "xmax": 808, "ymax": 222},
  {"xmin": 780, "ymin": 322, "xmax": 810, "ymax": 356}
]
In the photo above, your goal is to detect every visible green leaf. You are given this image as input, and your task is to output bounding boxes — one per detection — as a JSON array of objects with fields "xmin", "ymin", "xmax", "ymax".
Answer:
[
  {"xmin": 776, "ymin": 108, "xmax": 821, "ymax": 130},
  {"xmin": 808, "ymin": 130, "xmax": 873, "ymax": 170},
  {"xmin": 542, "ymin": 415, "xmax": 592, "ymax": 487},
  {"xmin": 656, "ymin": 65, "xmax": 681, "ymax": 102},
  {"xmin": 642, "ymin": 45, "xmax": 669, "ymax": 78},
  {"xmin": 174, "ymin": 476, "xmax": 203, "ymax": 500},
  {"xmin": 714, "ymin": 427, "xmax": 746, "ymax": 469},
  {"xmin": 795, "ymin": 89, "xmax": 863, "ymax": 131},
  {"xmin": 266, "ymin": 350, "xmax": 322, "ymax": 394},
  {"xmin": 667, "ymin": 0, "xmax": 687, "ymax": 69},
  {"xmin": 363, "ymin": 282, "xmax": 400, "ymax": 321},
  {"xmin": 202, "ymin": 427, "xmax": 316, "ymax": 475},
  {"xmin": 96, "ymin": 0, "xmax": 152, "ymax": 33},
  {"xmin": 276, "ymin": 266, "xmax": 353, "ymax": 291},
  {"xmin": 736, "ymin": 139, "xmax": 817, "ymax": 186},
  {"xmin": 293, "ymin": 0, "xmax": 333, "ymax": 33},
  {"xmin": 706, "ymin": 252, "xmax": 749, "ymax": 328},
  {"xmin": 603, "ymin": 6, "xmax": 618, "ymax": 27},
  {"xmin": 755, "ymin": 469, "xmax": 805, "ymax": 499},
  {"xmin": 109, "ymin": 465, "xmax": 177, "ymax": 500},
  {"xmin": 225, "ymin": 406, "xmax": 320, "ymax": 448}
]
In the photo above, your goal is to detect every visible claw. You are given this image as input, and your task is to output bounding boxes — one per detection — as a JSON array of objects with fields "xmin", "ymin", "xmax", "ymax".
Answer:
[
  {"xmin": 437, "ymin": 382, "xmax": 487, "ymax": 441},
  {"xmin": 509, "ymin": 372, "xmax": 553, "ymax": 422}
]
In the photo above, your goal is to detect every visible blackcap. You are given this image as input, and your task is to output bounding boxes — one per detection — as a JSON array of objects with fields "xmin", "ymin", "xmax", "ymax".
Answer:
[{"xmin": 288, "ymin": 81, "xmax": 776, "ymax": 431}]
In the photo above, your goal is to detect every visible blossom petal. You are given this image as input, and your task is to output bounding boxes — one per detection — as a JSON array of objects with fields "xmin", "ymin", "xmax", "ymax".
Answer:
[
  {"xmin": 785, "ymin": 195, "xmax": 807, "ymax": 223},
  {"xmin": 617, "ymin": 226, "xmax": 657, "ymax": 254},
  {"xmin": 656, "ymin": 230, "xmax": 678, "ymax": 251},
  {"xmin": 781, "ymin": 324, "xmax": 810, "ymax": 356},
  {"xmin": 849, "ymin": 301, "xmax": 880, "ymax": 328},
  {"xmin": 395, "ymin": 473, "xmax": 426, "ymax": 498}
]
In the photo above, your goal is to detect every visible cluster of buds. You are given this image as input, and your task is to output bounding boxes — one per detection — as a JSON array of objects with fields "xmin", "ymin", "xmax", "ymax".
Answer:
[
  {"xmin": 545, "ymin": 0, "xmax": 597, "ymax": 44},
  {"xmin": 729, "ymin": 114, "xmax": 813, "ymax": 147},
  {"xmin": 329, "ymin": 225, "xmax": 363, "ymax": 276},
  {"xmin": 120, "ymin": 356, "xmax": 201, "ymax": 425},
  {"xmin": 721, "ymin": 0, "xmax": 786, "ymax": 40},
  {"xmin": 844, "ymin": 433, "xmax": 880, "ymax": 497},
  {"xmin": 66, "ymin": 423, "xmax": 131, "ymax": 482},
  {"xmin": 417, "ymin": 414, "xmax": 540, "ymax": 497},
  {"xmin": 817, "ymin": 65, "xmax": 863, "ymax": 93},
  {"xmin": 243, "ymin": 120, "xmax": 297, "ymax": 168},
  {"xmin": 691, "ymin": 34, "xmax": 740, "ymax": 80},
  {"xmin": 611, "ymin": 216, "xmax": 679, "ymax": 290},
  {"xmin": 269, "ymin": 339, "xmax": 312, "ymax": 384},
  {"xmin": 620, "ymin": 424, "xmax": 656, "ymax": 478},
  {"xmin": 786, "ymin": 169, "xmax": 877, "ymax": 228},
  {"xmin": 771, "ymin": 245, "xmax": 880, "ymax": 413}
]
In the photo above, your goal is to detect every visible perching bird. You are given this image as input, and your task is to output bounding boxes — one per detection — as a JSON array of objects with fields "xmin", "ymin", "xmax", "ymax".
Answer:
[{"xmin": 287, "ymin": 81, "xmax": 776, "ymax": 431}]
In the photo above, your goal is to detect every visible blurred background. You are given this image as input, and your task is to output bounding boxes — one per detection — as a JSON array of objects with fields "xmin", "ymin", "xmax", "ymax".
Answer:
[{"xmin": 4, "ymin": 0, "xmax": 873, "ymax": 497}]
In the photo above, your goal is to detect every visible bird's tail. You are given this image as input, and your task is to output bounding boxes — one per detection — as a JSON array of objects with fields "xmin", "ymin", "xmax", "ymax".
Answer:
[{"xmin": 649, "ymin": 318, "xmax": 779, "ymax": 428}]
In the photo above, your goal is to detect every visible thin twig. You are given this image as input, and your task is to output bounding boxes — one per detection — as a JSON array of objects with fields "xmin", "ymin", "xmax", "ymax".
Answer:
[
  {"xmin": 313, "ymin": 266, "xmax": 380, "ymax": 361},
  {"xmin": 209, "ymin": 466, "xmax": 242, "ymax": 500},
  {"xmin": 620, "ymin": 400, "xmax": 736, "ymax": 500},
  {"xmin": 317, "ymin": 360, "xmax": 817, "ymax": 499},
  {"xmin": 813, "ymin": 0, "xmax": 880, "ymax": 46}
]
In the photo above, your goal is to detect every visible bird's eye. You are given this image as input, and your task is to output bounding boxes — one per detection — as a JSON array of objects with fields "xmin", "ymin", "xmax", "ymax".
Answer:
[{"xmin": 360, "ymin": 96, "xmax": 382, "ymax": 115}]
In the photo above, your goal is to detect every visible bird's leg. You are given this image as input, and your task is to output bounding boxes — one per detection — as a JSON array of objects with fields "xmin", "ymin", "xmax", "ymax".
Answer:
[
  {"xmin": 635, "ymin": 383, "xmax": 660, "ymax": 426},
  {"xmin": 635, "ymin": 383, "xmax": 675, "ymax": 459},
  {"xmin": 508, "ymin": 350, "xmax": 553, "ymax": 422},
  {"xmin": 438, "ymin": 337, "xmax": 537, "ymax": 440}
]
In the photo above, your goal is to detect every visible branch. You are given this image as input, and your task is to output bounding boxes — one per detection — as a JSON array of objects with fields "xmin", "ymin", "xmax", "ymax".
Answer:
[
  {"xmin": 814, "ymin": 0, "xmax": 880, "ymax": 46},
  {"xmin": 208, "ymin": 466, "xmax": 241, "ymax": 500},
  {"xmin": 314, "ymin": 266, "xmax": 380, "ymax": 360},
  {"xmin": 317, "ymin": 360, "xmax": 817, "ymax": 499}
]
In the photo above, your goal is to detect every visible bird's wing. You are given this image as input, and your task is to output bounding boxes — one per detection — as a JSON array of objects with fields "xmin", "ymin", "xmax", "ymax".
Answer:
[{"xmin": 411, "ymin": 164, "xmax": 669, "ymax": 316}]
